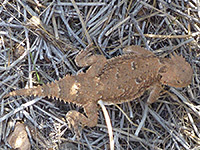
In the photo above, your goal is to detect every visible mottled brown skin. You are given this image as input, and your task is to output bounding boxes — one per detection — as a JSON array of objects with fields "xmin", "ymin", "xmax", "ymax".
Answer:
[{"xmin": 4, "ymin": 45, "xmax": 193, "ymax": 136}]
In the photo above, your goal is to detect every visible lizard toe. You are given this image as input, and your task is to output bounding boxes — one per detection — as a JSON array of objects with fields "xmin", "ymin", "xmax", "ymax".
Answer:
[{"xmin": 66, "ymin": 111, "xmax": 82, "ymax": 138}]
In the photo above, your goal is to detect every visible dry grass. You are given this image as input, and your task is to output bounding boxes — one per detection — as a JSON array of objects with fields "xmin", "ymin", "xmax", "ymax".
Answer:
[{"xmin": 0, "ymin": 0, "xmax": 200, "ymax": 149}]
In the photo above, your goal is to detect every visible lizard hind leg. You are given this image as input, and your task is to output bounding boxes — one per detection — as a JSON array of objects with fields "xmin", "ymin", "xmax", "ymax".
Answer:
[
  {"xmin": 75, "ymin": 44, "xmax": 96, "ymax": 67},
  {"xmin": 66, "ymin": 102, "xmax": 98, "ymax": 138},
  {"xmin": 75, "ymin": 44, "xmax": 106, "ymax": 67},
  {"xmin": 75, "ymin": 44, "xmax": 107, "ymax": 77}
]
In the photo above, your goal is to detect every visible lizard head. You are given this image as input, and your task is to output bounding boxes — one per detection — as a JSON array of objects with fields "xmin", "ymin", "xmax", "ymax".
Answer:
[{"xmin": 159, "ymin": 53, "xmax": 193, "ymax": 88}]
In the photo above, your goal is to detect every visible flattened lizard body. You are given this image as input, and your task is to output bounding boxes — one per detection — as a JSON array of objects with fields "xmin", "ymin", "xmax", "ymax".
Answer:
[{"xmin": 4, "ymin": 45, "xmax": 193, "ymax": 137}]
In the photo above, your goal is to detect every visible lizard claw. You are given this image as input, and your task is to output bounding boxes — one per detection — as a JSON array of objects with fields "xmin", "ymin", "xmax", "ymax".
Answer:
[
  {"xmin": 66, "ymin": 104, "xmax": 98, "ymax": 139},
  {"xmin": 66, "ymin": 111, "xmax": 82, "ymax": 139}
]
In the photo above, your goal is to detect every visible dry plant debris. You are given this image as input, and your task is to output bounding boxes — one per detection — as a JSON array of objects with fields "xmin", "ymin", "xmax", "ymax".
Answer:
[
  {"xmin": 7, "ymin": 122, "xmax": 30, "ymax": 150},
  {"xmin": 0, "ymin": 0, "xmax": 199, "ymax": 150}
]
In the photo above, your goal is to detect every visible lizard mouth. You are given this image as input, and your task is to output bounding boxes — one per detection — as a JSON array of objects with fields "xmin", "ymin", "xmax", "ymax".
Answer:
[{"xmin": 161, "ymin": 77, "xmax": 191, "ymax": 88}]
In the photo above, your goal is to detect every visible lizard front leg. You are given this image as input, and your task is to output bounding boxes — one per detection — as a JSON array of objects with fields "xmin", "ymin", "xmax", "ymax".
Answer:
[
  {"xmin": 147, "ymin": 83, "xmax": 163, "ymax": 104},
  {"xmin": 66, "ymin": 102, "xmax": 98, "ymax": 137}
]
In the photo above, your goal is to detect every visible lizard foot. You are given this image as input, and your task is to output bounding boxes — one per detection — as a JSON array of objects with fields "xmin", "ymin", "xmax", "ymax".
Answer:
[
  {"xmin": 66, "ymin": 103, "xmax": 98, "ymax": 139},
  {"xmin": 66, "ymin": 111, "xmax": 82, "ymax": 138}
]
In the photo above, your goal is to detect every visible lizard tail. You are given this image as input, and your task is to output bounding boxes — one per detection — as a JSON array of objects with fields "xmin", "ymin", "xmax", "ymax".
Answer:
[
  {"xmin": 3, "ymin": 85, "xmax": 44, "ymax": 98},
  {"xmin": 3, "ymin": 80, "xmax": 61, "ymax": 99}
]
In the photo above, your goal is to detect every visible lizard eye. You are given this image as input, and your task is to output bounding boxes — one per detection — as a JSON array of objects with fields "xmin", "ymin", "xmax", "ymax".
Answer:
[{"xmin": 177, "ymin": 80, "xmax": 181, "ymax": 84}]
